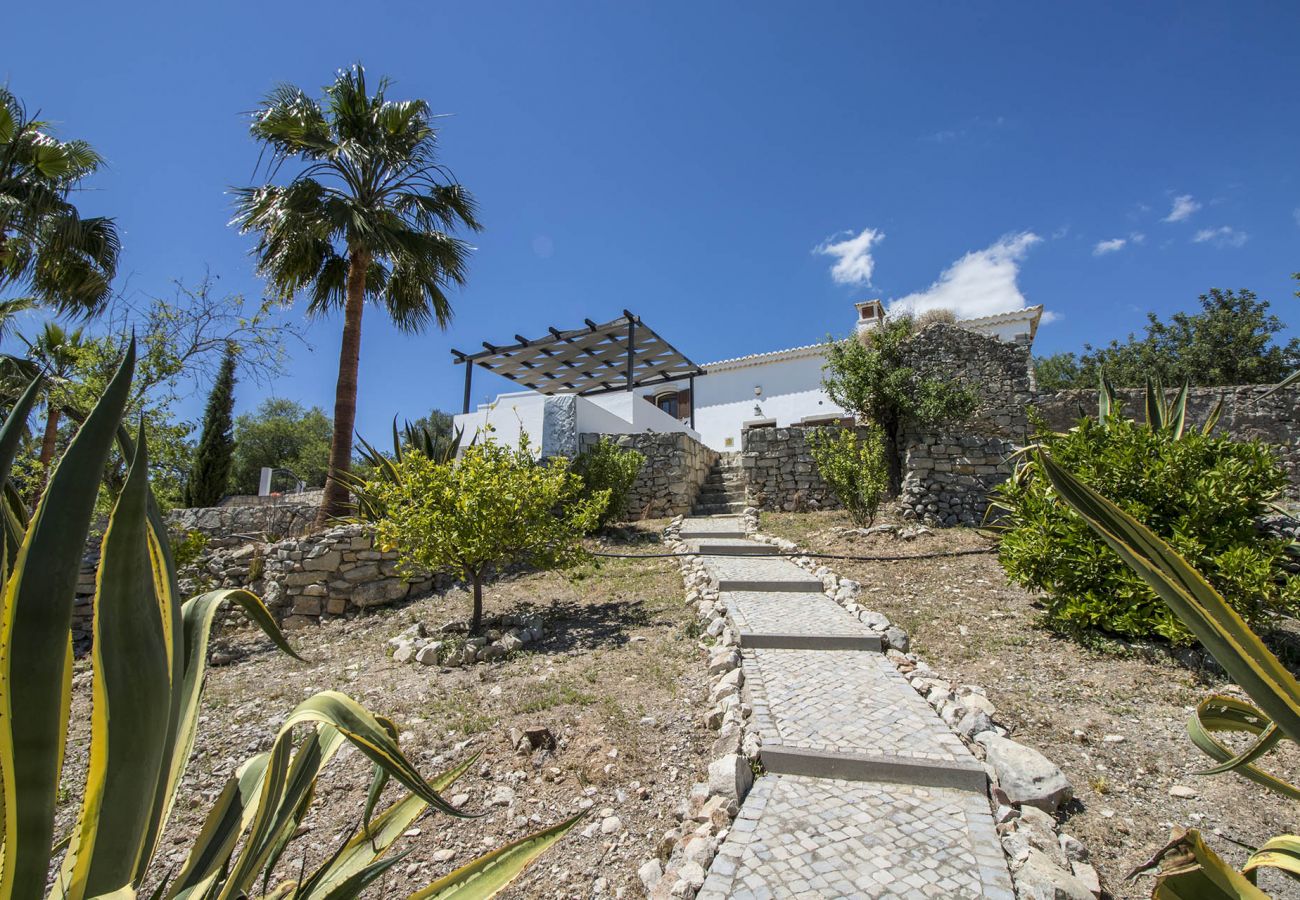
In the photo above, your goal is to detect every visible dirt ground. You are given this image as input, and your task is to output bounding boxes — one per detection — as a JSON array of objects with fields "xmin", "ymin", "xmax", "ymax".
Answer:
[
  {"xmin": 55, "ymin": 522, "xmax": 706, "ymax": 899},
  {"xmin": 760, "ymin": 507, "xmax": 1300, "ymax": 900}
]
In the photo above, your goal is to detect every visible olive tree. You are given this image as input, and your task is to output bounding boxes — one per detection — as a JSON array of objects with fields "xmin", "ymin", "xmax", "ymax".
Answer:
[{"xmin": 368, "ymin": 437, "xmax": 607, "ymax": 632}]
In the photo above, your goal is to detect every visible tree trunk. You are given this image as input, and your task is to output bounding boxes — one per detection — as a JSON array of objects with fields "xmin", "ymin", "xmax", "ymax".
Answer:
[
  {"xmin": 883, "ymin": 415, "xmax": 903, "ymax": 498},
  {"xmin": 317, "ymin": 248, "xmax": 370, "ymax": 526},
  {"xmin": 33, "ymin": 407, "xmax": 61, "ymax": 509},
  {"xmin": 470, "ymin": 573, "xmax": 484, "ymax": 634}
]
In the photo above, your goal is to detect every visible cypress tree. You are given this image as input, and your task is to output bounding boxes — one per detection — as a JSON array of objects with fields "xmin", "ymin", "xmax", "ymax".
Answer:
[{"xmin": 185, "ymin": 344, "xmax": 238, "ymax": 507}]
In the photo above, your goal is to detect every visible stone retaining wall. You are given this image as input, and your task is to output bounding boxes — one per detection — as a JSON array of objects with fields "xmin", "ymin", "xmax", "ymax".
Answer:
[
  {"xmin": 1033, "ymin": 384, "xmax": 1300, "ymax": 495},
  {"xmin": 900, "ymin": 432, "xmax": 1016, "ymax": 526},
  {"xmin": 72, "ymin": 522, "xmax": 433, "ymax": 645},
  {"xmin": 166, "ymin": 499, "xmax": 319, "ymax": 548},
  {"xmin": 739, "ymin": 426, "xmax": 848, "ymax": 511},
  {"xmin": 579, "ymin": 432, "xmax": 718, "ymax": 518}
]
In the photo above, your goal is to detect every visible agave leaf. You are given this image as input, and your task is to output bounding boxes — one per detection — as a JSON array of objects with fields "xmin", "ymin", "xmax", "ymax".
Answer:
[
  {"xmin": 59, "ymin": 428, "xmax": 173, "ymax": 899},
  {"xmin": 276, "ymin": 691, "xmax": 466, "ymax": 819},
  {"xmin": 0, "ymin": 374, "xmax": 43, "ymax": 485},
  {"xmin": 215, "ymin": 727, "xmax": 296, "ymax": 900},
  {"xmin": 1257, "ymin": 369, "xmax": 1300, "ymax": 402},
  {"xmin": 1186, "ymin": 696, "xmax": 1300, "ymax": 798},
  {"xmin": 1242, "ymin": 835, "xmax": 1300, "ymax": 883},
  {"xmin": 310, "ymin": 853, "xmax": 408, "ymax": 900},
  {"xmin": 0, "ymin": 340, "xmax": 134, "ymax": 900},
  {"xmin": 149, "ymin": 588, "xmax": 300, "ymax": 889},
  {"xmin": 166, "ymin": 754, "xmax": 271, "ymax": 900},
  {"xmin": 1202, "ymin": 397, "xmax": 1225, "ymax": 435},
  {"xmin": 1169, "ymin": 382, "xmax": 1189, "ymax": 440},
  {"xmin": 1133, "ymin": 828, "xmax": 1270, "ymax": 899},
  {"xmin": 253, "ymin": 726, "xmax": 349, "ymax": 897},
  {"xmin": 1097, "ymin": 371, "xmax": 1114, "ymax": 421},
  {"xmin": 300, "ymin": 753, "xmax": 479, "ymax": 900},
  {"xmin": 406, "ymin": 813, "xmax": 585, "ymax": 900},
  {"xmin": 1146, "ymin": 377, "xmax": 1164, "ymax": 432},
  {"xmin": 1036, "ymin": 451, "xmax": 1300, "ymax": 747}
]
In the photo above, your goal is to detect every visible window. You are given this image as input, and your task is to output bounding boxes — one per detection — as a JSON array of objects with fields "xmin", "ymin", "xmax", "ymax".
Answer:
[{"xmin": 655, "ymin": 392, "xmax": 679, "ymax": 418}]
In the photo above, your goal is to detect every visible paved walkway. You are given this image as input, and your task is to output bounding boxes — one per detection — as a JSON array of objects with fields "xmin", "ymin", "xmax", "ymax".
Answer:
[{"xmin": 685, "ymin": 516, "xmax": 1013, "ymax": 900}]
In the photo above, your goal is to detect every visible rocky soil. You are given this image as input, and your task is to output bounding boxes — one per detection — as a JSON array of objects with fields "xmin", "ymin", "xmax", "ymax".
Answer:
[
  {"xmin": 761, "ymin": 508, "xmax": 1300, "ymax": 900},
  {"xmin": 55, "ymin": 524, "xmax": 710, "ymax": 899}
]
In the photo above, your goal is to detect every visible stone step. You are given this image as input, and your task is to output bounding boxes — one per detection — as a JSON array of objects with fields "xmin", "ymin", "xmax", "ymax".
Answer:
[
  {"xmin": 695, "ymin": 540, "xmax": 779, "ymax": 557},
  {"xmin": 723, "ymin": 591, "xmax": 882, "ymax": 651},
  {"xmin": 698, "ymin": 484, "xmax": 745, "ymax": 497},
  {"xmin": 705, "ymin": 556, "xmax": 825, "ymax": 592},
  {"xmin": 678, "ymin": 517, "xmax": 748, "ymax": 540},
  {"xmin": 743, "ymin": 648, "xmax": 986, "ymax": 792},
  {"xmin": 698, "ymin": 774, "xmax": 1014, "ymax": 900},
  {"xmin": 692, "ymin": 502, "xmax": 748, "ymax": 516}
]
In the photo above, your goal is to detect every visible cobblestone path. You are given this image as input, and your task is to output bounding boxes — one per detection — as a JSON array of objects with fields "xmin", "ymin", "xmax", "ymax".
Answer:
[{"xmin": 685, "ymin": 516, "xmax": 1013, "ymax": 899}]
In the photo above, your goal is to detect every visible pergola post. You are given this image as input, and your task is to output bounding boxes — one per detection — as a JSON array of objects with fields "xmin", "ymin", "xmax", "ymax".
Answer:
[
  {"xmin": 625, "ymin": 316, "xmax": 637, "ymax": 391},
  {"xmin": 689, "ymin": 374, "xmax": 696, "ymax": 429},
  {"xmin": 462, "ymin": 359, "xmax": 474, "ymax": 414}
]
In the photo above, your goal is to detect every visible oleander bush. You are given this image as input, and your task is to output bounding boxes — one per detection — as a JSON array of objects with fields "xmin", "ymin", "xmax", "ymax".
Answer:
[
  {"xmin": 0, "ymin": 345, "xmax": 577, "ymax": 900},
  {"xmin": 573, "ymin": 436, "xmax": 645, "ymax": 528},
  {"xmin": 807, "ymin": 425, "xmax": 889, "ymax": 527},
  {"xmin": 994, "ymin": 382, "xmax": 1298, "ymax": 644}
]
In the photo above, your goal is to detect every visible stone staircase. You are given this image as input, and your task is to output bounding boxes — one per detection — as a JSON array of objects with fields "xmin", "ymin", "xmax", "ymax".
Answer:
[{"xmin": 692, "ymin": 453, "xmax": 746, "ymax": 516}]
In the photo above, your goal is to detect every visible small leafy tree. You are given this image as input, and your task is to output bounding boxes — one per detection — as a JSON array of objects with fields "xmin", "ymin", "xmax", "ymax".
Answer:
[
  {"xmin": 183, "ymin": 342, "xmax": 237, "ymax": 507},
  {"xmin": 369, "ymin": 437, "xmax": 606, "ymax": 632},
  {"xmin": 231, "ymin": 398, "xmax": 333, "ymax": 494},
  {"xmin": 822, "ymin": 315, "xmax": 978, "ymax": 494},
  {"xmin": 1077, "ymin": 286, "xmax": 1300, "ymax": 387},
  {"xmin": 994, "ymin": 385, "xmax": 1297, "ymax": 643},
  {"xmin": 807, "ymin": 425, "xmax": 888, "ymax": 527},
  {"xmin": 573, "ymin": 437, "xmax": 644, "ymax": 528}
]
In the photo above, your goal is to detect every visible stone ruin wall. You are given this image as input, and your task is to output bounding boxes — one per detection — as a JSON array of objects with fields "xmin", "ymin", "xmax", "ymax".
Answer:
[
  {"xmin": 578, "ymin": 431, "xmax": 718, "ymax": 518},
  {"xmin": 737, "ymin": 322, "xmax": 1300, "ymax": 526}
]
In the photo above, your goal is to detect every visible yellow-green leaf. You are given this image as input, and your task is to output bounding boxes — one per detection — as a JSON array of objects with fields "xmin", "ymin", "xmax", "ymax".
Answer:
[{"xmin": 408, "ymin": 813, "xmax": 585, "ymax": 900}]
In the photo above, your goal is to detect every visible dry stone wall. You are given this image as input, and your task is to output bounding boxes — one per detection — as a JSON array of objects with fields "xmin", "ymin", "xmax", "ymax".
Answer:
[
  {"xmin": 740, "ymin": 426, "xmax": 854, "ymax": 511},
  {"xmin": 1033, "ymin": 384, "xmax": 1300, "ymax": 495},
  {"xmin": 166, "ymin": 499, "xmax": 319, "ymax": 548},
  {"xmin": 579, "ymin": 432, "xmax": 718, "ymax": 518}
]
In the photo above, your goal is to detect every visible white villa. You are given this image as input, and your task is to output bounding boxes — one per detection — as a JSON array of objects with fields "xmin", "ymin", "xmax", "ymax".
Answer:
[{"xmin": 452, "ymin": 300, "xmax": 1043, "ymax": 455}]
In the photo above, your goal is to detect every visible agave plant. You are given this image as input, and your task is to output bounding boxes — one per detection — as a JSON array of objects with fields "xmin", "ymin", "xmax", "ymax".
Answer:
[
  {"xmin": 0, "ymin": 345, "xmax": 578, "ymax": 899},
  {"xmin": 1039, "ymin": 451, "xmax": 1300, "ymax": 897},
  {"xmin": 1094, "ymin": 371, "xmax": 1222, "ymax": 438},
  {"xmin": 338, "ymin": 417, "xmax": 466, "ymax": 523}
]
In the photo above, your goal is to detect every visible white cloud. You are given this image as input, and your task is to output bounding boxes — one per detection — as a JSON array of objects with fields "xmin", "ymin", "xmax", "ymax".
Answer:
[
  {"xmin": 1040, "ymin": 310, "xmax": 1061, "ymax": 325},
  {"xmin": 1192, "ymin": 226, "xmax": 1249, "ymax": 248},
  {"xmin": 888, "ymin": 232, "xmax": 1041, "ymax": 319},
  {"xmin": 814, "ymin": 227, "xmax": 885, "ymax": 286},
  {"xmin": 1163, "ymin": 194, "xmax": 1201, "ymax": 223},
  {"xmin": 1093, "ymin": 238, "xmax": 1127, "ymax": 256}
]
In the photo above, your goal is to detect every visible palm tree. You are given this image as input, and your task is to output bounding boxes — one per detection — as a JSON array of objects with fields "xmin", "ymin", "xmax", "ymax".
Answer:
[
  {"xmin": 21, "ymin": 321, "xmax": 86, "ymax": 500},
  {"xmin": 0, "ymin": 88, "xmax": 121, "ymax": 317},
  {"xmin": 233, "ymin": 65, "xmax": 481, "ymax": 524}
]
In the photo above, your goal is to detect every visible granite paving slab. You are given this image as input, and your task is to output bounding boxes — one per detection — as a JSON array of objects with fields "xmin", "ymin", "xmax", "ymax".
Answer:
[
  {"xmin": 679, "ymin": 516, "xmax": 748, "ymax": 540},
  {"xmin": 705, "ymin": 555, "xmax": 825, "ymax": 592},
  {"xmin": 694, "ymin": 538, "xmax": 779, "ymax": 557},
  {"xmin": 745, "ymin": 648, "xmax": 986, "ymax": 791},
  {"xmin": 724, "ymin": 591, "xmax": 882, "ymax": 651},
  {"xmin": 697, "ymin": 774, "xmax": 1014, "ymax": 900}
]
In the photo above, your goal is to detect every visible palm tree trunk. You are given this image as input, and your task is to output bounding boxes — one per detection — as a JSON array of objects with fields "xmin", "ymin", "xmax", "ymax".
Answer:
[
  {"xmin": 317, "ymin": 248, "xmax": 370, "ymax": 526},
  {"xmin": 33, "ymin": 406, "xmax": 60, "ymax": 509}
]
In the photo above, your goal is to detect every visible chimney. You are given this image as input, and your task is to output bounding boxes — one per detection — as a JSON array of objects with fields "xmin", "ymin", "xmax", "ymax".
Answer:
[{"xmin": 854, "ymin": 299, "xmax": 885, "ymax": 334}]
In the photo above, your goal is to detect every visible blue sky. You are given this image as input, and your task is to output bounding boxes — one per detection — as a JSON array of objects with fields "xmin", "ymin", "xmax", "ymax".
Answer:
[{"xmin": 6, "ymin": 1, "xmax": 1299, "ymax": 437}]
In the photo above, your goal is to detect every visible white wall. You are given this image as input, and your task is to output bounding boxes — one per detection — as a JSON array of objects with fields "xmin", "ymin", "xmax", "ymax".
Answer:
[
  {"xmin": 453, "ymin": 391, "xmax": 547, "ymax": 453},
  {"xmin": 453, "ymin": 389, "xmax": 699, "ymax": 456},
  {"xmin": 689, "ymin": 352, "xmax": 845, "ymax": 451}
]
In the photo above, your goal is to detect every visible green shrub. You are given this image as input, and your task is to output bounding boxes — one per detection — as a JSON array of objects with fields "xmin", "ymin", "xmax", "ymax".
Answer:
[
  {"xmin": 807, "ymin": 425, "xmax": 889, "ymax": 527},
  {"xmin": 369, "ymin": 435, "xmax": 606, "ymax": 632},
  {"xmin": 994, "ymin": 411, "xmax": 1297, "ymax": 644},
  {"xmin": 171, "ymin": 528, "xmax": 209, "ymax": 569},
  {"xmin": 573, "ymin": 437, "xmax": 645, "ymax": 527}
]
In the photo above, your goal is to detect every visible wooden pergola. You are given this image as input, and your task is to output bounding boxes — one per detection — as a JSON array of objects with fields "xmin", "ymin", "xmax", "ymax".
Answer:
[{"xmin": 451, "ymin": 310, "xmax": 705, "ymax": 426}]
